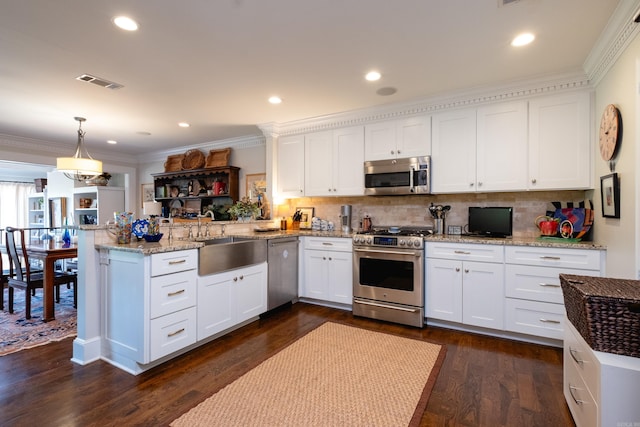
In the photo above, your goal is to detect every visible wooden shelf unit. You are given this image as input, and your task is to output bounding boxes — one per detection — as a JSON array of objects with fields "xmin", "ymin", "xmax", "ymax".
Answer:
[{"xmin": 152, "ymin": 166, "xmax": 239, "ymax": 217}]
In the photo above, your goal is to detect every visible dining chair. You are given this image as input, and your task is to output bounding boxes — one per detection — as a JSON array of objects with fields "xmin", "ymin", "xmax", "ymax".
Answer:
[{"xmin": 5, "ymin": 227, "xmax": 77, "ymax": 319}]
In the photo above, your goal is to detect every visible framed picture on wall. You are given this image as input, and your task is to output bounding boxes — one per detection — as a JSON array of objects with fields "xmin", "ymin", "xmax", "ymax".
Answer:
[
  {"xmin": 600, "ymin": 173, "xmax": 620, "ymax": 218},
  {"xmin": 49, "ymin": 197, "xmax": 67, "ymax": 227},
  {"xmin": 246, "ymin": 173, "xmax": 266, "ymax": 201},
  {"xmin": 141, "ymin": 183, "xmax": 155, "ymax": 208}
]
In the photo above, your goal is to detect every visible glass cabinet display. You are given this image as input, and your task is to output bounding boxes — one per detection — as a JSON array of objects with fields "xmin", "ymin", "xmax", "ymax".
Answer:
[{"xmin": 152, "ymin": 166, "xmax": 239, "ymax": 219}]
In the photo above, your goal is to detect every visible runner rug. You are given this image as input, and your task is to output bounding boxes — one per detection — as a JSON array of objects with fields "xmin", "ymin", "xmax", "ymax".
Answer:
[
  {"xmin": 0, "ymin": 286, "xmax": 76, "ymax": 356},
  {"xmin": 171, "ymin": 322, "xmax": 446, "ymax": 427}
]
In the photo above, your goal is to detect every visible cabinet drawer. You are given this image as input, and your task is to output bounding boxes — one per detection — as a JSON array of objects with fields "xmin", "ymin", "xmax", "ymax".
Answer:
[
  {"xmin": 426, "ymin": 242, "xmax": 504, "ymax": 263},
  {"xmin": 505, "ymin": 265, "xmax": 598, "ymax": 304},
  {"xmin": 150, "ymin": 269, "xmax": 197, "ymax": 319},
  {"xmin": 304, "ymin": 236, "xmax": 352, "ymax": 252},
  {"xmin": 564, "ymin": 320, "xmax": 600, "ymax": 403},
  {"xmin": 149, "ymin": 306, "xmax": 197, "ymax": 361},
  {"xmin": 505, "ymin": 246, "xmax": 602, "ymax": 271},
  {"xmin": 151, "ymin": 249, "xmax": 197, "ymax": 277},
  {"xmin": 564, "ymin": 348, "xmax": 598, "ymax": 427},
  {"xmin": 504, "ymin": 299, "xmax": 565, "ymax": 340}
]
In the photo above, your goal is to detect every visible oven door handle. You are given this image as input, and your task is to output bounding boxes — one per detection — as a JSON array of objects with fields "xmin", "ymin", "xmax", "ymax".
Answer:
[
  {"xmin": 354, "ymin": 298, "xmax": 419, "ymax": 313},
  {"xmin": 354, "ymin": 247, "xmax": 422, "ymax": 257}
]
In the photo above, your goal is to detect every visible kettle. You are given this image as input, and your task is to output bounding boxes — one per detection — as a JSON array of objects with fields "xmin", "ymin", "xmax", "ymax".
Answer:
[
  {"xmin": 362, "ymin": 215, "xmax": 372, "ymax": 232},
  {"xmin": 535, "ymin": 215, "xmax": 559, "ymax": 236}
]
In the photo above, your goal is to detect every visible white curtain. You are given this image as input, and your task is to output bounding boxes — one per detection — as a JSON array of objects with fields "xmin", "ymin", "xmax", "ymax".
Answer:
[{"xmin": 0, "ymin": 182, "xmax": 35, "ymax": 229}]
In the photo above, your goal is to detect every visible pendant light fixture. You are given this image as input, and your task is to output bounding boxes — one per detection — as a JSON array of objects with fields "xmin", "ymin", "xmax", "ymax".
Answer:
[{"xmin": 56, "ymin": 116, "xmax": 103, "ymax": 181}]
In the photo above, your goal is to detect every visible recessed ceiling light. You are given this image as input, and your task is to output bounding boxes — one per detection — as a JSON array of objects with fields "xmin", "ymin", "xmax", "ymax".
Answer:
[
  {"xmin": 268, "ymin": 96, "xmax": 283, "ymax": 104},
  {"xmin": 511, "ymin": 32, "xmax": 535, "ymax": 47},
  {"xmin": 113, "ymin": 16, "xmax": 139, "ymax": 31},
  {"xmin": 178, "ymin": 122, "xmax": 190, "ymax": 128},
  {"xmin": 107, "ymin": 140, "xmax": 117, "ymax": 145},
  {"xmin": 365, "ymin": 71, "xmax": 381, "ymax": 82}
]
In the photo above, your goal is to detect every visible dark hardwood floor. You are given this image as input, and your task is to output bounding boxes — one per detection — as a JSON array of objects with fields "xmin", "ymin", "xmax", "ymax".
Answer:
[{"xmin": 1, "ymin": 302, "xmax": 575, "ymax": 426}]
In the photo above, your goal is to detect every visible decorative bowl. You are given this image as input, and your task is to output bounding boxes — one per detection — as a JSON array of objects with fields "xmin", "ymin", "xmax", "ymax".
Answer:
[{"xmin": 143, "ymin": 233, "xmax": 163, "ymax": 242}]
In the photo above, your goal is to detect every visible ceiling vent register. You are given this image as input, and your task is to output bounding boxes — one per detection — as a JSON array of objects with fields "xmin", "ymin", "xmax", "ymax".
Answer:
[{"xmin": 75, "ymin": 74, "xmax": 123, "ymax": 90}]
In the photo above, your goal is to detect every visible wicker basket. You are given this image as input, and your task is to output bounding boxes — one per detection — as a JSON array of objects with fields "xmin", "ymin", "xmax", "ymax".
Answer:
[
  {"xmin": 561, "ymin": 274, "xmax": 640, "ymax": 358},
  {"xmin": 182, "ymin": 149, "xmax": 205, "ymax": 170},
  {"xmin": 164, "ymin": 154, "xmax": 185, "ymax": 172},
  {"xmin": 205, "ymin": 148, "xmax": 231, "ymax": 168}
]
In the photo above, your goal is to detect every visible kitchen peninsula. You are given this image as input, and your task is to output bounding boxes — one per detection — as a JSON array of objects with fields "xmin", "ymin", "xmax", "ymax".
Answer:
[{"xmin": 71, "ymin": 222, "xmax": 606, "ymax": 375}]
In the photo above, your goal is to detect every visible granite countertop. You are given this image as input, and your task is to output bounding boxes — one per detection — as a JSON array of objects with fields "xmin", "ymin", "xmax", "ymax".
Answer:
[{"xmin": 93, "ymin": 228, "xmax": 605, "ymax": 254}]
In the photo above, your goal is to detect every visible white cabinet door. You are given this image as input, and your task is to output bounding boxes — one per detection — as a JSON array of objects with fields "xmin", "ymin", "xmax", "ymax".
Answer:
[
  {"xmin": 397, "ymin": 115, "xmax": 431, "ymax": 158},
  {"xmin": 426, "ymin": 258, "xmax": 463, "ymax": 322},
  {"xmin": 197, "ymin": 270, "xmax": 235, "ymax": 341},
  {"xmin": 327, "ymin": 250, "xmax": 353, "ymax": 305},
  {"xmin": 476, "ymin": 101, "xmax": 528, "ymax": 191},
  {"xmin": 364, "ymin": 116, "xmax": 430, "ymax": 161},
  {"xmin": 529, "ymin": 92, "xmax": 591, "ymax": 189},
  {"xmin": 431, "ymin": 108, "xmax": 477, "ymax": 193},
  {"xmin": 364, "ymin": 121, "xmax": 397, "ymax": 161},
  {"xmin": 333, "ymin": 126, "xmax": 364, "ymax": 196},
  {"xmin": 277, "ymin": 134, "xmax": 305, "ymax": 198},
  {"xmin": 461, "ymin": 261, "xmax": 504, "ymax": 329},
  {"xmin": 304, "ymin": 130, "xmax": 334, "ymax": 196},
  {"xmin": 235, "ymin": 262, "xmax": 268, "ymax": 324},
  {"xmin": 303, "ymin": 250, "xmax": 329, "ymax": 299}
]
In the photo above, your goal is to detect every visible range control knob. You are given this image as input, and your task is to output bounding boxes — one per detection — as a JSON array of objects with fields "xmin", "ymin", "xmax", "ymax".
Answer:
[
  {"xmin": 398, "ymin": 239, "xmax": 406, "ymax": 246},
  {"xmin": 413, "ymin": 240, "xmax": 422, "ymax": 248}
]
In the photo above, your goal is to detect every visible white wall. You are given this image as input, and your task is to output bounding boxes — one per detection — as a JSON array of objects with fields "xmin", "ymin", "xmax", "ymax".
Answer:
[{"xmin": 594, "ymin": 32, "xmax": 640, "ymax": 278}]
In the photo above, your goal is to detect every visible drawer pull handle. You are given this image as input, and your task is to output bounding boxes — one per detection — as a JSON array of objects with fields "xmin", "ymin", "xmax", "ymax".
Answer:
[
  {"xmin": 539, "ymin": 256, "xmax": 561, "ymax": 260},
  {"xmin": 539, "ymin": 318, "xmax": 560, "ymax": 324},
  {"xmin": 569, "ymin": 347, "xmax": 584, "ymax": 366},
  {"xmin": 167, "ymin": 328, "xmax": 185, "ymax": 338},
  {"xmin": 168, "ymin": 259, "xmax": 187, "ymax": 265},
  {"xmin": 454, "ymin": 250, "xmax": 471, "ymax": 255},
  {"xmin": 168, "ymin": 289, "xmax": 185, "ymax": 297},
  {"xmin": 539, "ymin": 283, "xmax": 560, "ymax": 288},
  {"xmin": 568, "ymin": 384, "xmax": 585, "ymax": 405},
  {"xmin": 322, "ymin": 242, "xmax": 334, "ymax": 246}
]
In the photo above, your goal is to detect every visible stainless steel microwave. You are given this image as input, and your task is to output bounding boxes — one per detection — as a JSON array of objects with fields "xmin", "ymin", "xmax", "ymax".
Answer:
[{"xmin": 364, "ymin": 156, "xmax": 431, "ymax": 195}]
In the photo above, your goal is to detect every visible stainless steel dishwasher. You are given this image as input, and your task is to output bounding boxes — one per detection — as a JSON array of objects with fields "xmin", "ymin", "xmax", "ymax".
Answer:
[{"xmin": 267, "ymin": 237, "xmax": 299, "ymax": 310}]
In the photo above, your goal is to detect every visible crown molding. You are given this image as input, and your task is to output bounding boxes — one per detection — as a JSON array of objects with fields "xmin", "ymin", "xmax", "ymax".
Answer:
[
  {"xmin": 584, "ymin": 0, "xmax": 640, "ymax": 86},
  {"xmin": 0, "ymin": 133, "xmax": 137, "ymax": 167},
  {"xmin": 138, "ymin": 134, "xmax": 265, "ymax": 164},
  {"xmin": 263, "ymin": 72, "xmax": 591, "ymax": 137}
]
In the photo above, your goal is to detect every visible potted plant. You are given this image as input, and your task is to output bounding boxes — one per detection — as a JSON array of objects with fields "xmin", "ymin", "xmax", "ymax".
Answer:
[{"xmin": 227, "ymin": 197, "xmax": 260, "ymax": 221}]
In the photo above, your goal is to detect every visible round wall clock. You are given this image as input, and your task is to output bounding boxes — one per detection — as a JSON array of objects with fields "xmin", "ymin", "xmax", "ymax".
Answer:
[{"xmin": 599, "ymin": 104, "xmax": 621, "ymax": 161}]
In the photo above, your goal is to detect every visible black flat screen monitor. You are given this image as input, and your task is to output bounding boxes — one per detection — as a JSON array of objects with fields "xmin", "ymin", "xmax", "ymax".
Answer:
[{"xmin": 468, "ymin": 207, "xmax": 513, "ymax": 238}]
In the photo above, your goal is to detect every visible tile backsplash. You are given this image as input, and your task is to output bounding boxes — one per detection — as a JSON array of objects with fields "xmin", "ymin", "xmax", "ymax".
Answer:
[{"xmin": 274, "ymin": 190, "xmax": 592, "ymax": 238}]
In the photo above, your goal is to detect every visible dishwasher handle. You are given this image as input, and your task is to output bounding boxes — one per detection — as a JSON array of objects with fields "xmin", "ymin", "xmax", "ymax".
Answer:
[{"xmin": 269, "ymin": 238, "xmax": 299, "ymax": 247}]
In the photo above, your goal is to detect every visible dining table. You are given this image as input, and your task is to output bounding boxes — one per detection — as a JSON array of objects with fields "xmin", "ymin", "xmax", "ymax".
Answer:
[{"xmin": 21, "ymin": 240, "xmax": 78, "ymax": 322}]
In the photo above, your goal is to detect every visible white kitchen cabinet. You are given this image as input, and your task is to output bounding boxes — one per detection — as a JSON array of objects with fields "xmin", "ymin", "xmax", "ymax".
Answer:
[
  {"xmin": 504, "ymin": 245, "xmax": 604, "ymax": 340},
  {"xmin": 73, "ymin": 186, "xmax": 125, "ymax": 226},
  {"xmin": 432, "ymin": 101, "xmax": 527, "ymax": 193},
  {"xmin": 528, "ymin": 92, "xmax": 591, "ymax": 190},
  {"xmin": 476, "ymin": 101, "xmax": 528, "ymax": 191},
  {"xmin": 103, "ymin": 249, "xmax": 198, "ymax": 371},
  {"xmin": 276, "ymin": 134, "xmax": 305, "ymax": 198},
  {"xmin": 431, "ymin": 108, "xmax": 476, "ymax": 193},
  {"xmin": 301, "ymin": 237, "xmax": 352, "ymax": 305},
  {"xmin": 426, "ymin": 242, "xmax": 504, "ymax": 330},
  {"xmin": 564, "ymin": 319, "xmax": 640, "ymax": 427},
  {"xmin": 364, "ymin": 115, "xmax": 430, "ymax": 161},
  {"xmin": 197, "ymin": 262, "xmax": 267, "ymax": 341},
  {"xmin": 304, "ymin": 126, "xmax": 364, "ymax": 196}
]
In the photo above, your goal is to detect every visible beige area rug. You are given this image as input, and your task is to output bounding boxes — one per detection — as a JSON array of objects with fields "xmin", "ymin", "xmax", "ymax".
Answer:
[
  {"xmin": 172, "ymin": 322, "xmax": 446, "ymax": 427},
  {"xmin": 0, "ymin": 286, "xmax": 76, "ymax": 356}
]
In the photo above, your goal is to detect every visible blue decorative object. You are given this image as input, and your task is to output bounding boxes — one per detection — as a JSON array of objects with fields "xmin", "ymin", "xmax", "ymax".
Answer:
[
  {"xmin": 143, "ymin": 233, "xmax": 163, "ymax": 242},
  {"xmin": 132, "ymin": 219, "xmax": 149, "ymax": 239}
]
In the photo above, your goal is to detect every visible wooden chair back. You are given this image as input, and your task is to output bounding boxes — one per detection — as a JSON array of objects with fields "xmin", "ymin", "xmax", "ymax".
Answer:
[{"xmin": 5, "ymin": 227, "xmax": 31, "ymax": 283}]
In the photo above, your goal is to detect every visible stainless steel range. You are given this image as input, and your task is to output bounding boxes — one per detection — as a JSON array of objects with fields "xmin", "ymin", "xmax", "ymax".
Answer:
[{"xmin": 352, "ymin": 226, "xmax": 432, "ymax": 328}]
